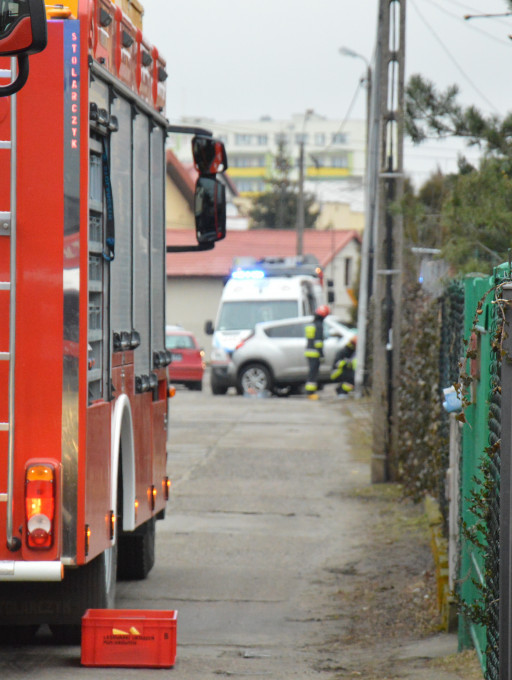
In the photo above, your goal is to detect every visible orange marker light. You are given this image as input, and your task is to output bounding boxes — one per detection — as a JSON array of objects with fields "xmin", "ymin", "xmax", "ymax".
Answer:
[
  {"xmin": 109, "ymin": 510, "xmax": 116, "ymax": 540},
  {"xmin": 163, "ymin": 476, "xmax": 171, "ymax": 501},
  {"xmin": 85, "ymin": 524, "xmax": 91, "ymax": 556}
]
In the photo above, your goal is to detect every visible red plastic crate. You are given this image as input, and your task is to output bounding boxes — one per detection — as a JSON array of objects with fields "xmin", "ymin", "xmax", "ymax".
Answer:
[{"xmin": 81, "ymin": 609, "xmax": 177, "ymax": 668}]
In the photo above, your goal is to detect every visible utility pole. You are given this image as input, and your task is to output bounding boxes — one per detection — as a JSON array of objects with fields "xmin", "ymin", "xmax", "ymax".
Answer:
[
  {"xmin": 371, "ymin": 0, "xmax": 406, "ymax": 482},
  {"xmin": 297, "ymin": 139, "xmax": 305, "ymax": 256},
  {"xmin": 296, "ymin": 109, "xmax": 313, "ymax": 257}
]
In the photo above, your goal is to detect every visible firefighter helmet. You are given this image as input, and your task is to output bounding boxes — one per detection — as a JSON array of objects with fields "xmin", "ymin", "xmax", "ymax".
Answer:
[{"xmin": 315, "ymin": 305, "xmax": 330, "ymax": 318}]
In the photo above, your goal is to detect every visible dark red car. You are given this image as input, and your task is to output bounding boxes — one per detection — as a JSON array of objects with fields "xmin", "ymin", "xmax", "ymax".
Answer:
[{"xmin": 166, "ymin": 327, "xmax": 205, "ymax": 391}]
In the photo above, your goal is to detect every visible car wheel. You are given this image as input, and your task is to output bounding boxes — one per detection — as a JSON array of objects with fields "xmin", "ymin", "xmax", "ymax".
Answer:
[
  {"xmin": 211, "ymin": 375, "xmax": 228, "ymax": 395},
  {"xmin": 238, "ymin": 363, "xmax": 273, "ymax": 395}
]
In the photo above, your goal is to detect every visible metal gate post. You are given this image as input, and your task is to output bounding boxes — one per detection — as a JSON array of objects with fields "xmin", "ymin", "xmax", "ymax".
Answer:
[{"xmin": 499, "ymin": 283, "xmax": 512, "ymax": 680}]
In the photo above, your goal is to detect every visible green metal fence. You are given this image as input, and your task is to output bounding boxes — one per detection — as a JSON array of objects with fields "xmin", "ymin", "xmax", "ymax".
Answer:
[
  {"xmin": 458, "ymin": 274, "xmax": 494, "ymax": 668},
  {"xmin": 456, "ymin": 267, "xmax": 511, "ymax": 680}
]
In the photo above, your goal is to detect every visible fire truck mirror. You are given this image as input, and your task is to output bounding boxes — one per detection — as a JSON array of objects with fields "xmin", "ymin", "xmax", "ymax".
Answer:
[
  {"xmin": 192, "ymin": 136, "xmax": 228, "ymax": 175},
  {"xmin": 194, "ymin": 176, "xmax": 226, "ymax": 245},
  {"xmin": 0, "ymin": 0, "xmax": 47, "ymax": 97},
  {"xmin": 0, "ymin": 0, "xmax": 47, "ymax": 56}
]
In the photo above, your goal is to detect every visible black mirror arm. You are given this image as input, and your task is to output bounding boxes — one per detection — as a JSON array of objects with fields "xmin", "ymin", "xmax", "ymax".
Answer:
[
  {"xmin": 167, "ymin": 124, "xmax": 213, "ymax": 138},
  {"xmin": 0, "ymin": 54, "xmax": 28, "ymax": 98},
  {"xmin": 166, "ymin": 242, "xmax": 215, "ymax": 253}
]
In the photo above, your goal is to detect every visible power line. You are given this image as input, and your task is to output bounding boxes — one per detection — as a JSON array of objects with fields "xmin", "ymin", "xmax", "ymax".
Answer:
[
  {"xmin": 442, "ymin": 0, "xmax": 512, "ymax": 27},
  {"xmin": 424, "ymin": 0, "xmax": 512, "ymax": 47},
  {"xmin": 410, "ymin": 0, "xmax": 500, "ymax": 114}
]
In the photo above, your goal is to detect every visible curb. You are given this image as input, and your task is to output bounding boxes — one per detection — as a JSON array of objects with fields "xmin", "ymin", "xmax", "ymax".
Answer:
[{"xmin": 425, "ymin": 495, "xmax": 457, "ymax": 632}]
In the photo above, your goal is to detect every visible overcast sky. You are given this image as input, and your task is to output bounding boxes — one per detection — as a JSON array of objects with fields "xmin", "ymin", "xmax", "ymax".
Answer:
[{"xmin": 142, "ymin": 0, "xmax": 512, "ymax": 187}]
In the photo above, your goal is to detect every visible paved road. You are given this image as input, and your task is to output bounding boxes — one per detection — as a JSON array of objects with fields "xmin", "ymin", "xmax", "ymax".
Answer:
[{"xmin": 0, "ymin": 383, "xmax": 371, "ymax": 678}]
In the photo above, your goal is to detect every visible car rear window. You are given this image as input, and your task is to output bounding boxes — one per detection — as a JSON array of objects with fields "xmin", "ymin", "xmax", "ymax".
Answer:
[
  {"xmin": 264, "ymin": 322, "xmax": 305, "ymax": 338},
  {"xmin": 217, "ymin": 300, "xmax": 300, "ymax": 331},
  {"xmin": 166, "ymin": 335, "xmax": 195, "ymax": 349}
]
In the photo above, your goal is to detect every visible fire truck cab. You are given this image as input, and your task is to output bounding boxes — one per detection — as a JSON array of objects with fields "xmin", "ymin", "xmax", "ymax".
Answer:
[{"xmin": 0, "ymin": 0, "xmax": 226, "ymax": 636}]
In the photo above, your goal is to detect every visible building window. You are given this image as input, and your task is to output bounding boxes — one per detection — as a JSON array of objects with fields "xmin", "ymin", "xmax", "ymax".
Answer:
[
  {"xmin": 231, "ymin": 155, "xmax": 265, "ymax": 168},
  {"xmin": 235, "ymin": 134, "xmax": 253, "ymax": 145},
  {"xmin": 256, "ymin": 135, "xmax": 268, "ymax": 145},
  {"xmin": 331, "ymin": 155, "xmax": 348, "ymax": 168},
  {"xmin": 331, "ymin": 132, "xmax": 347, "ymax": 145},
  {"xmin": 295, "ymin": 133, "xmax": 309, "ymax": 145},
  {"xmin": 314, "ymin": 133, "xmax": 325, "ymax": 146},
  {"xmin": 344, "ymin": 257, "xmax": 353, "ymax": 287},
  {"xmin": 236, "ymin": 179, "xmax": 263, "ymax": 193}
]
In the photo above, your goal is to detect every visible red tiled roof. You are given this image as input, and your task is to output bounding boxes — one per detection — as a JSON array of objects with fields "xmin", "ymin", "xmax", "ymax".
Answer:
[{"xmin": 166, "ymin": 229, "xmax": 361, "ymax": 277}]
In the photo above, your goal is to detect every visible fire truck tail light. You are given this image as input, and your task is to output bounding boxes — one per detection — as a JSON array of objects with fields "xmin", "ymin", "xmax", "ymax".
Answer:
[{"xmin": 25, "ymin": 464, "xmax": 56, "ymax": 550}]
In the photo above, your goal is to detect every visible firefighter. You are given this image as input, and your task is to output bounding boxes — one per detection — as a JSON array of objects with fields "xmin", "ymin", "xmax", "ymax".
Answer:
[
  {"xmin": 331, "ymin": 336, "xmax": 357, "ymax": 397},
  {"xmin": 304, "ymin": 305, "xmax": 330, "ymax": 400}
]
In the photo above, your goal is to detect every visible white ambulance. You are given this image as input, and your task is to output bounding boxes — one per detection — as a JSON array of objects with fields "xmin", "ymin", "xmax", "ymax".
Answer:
[{"xmin": 205, "ymin": 258, "xmax": 327, "ymax": 394}]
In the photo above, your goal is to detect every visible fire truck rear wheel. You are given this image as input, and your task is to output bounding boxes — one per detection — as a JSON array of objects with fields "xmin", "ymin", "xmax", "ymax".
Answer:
[
  {"xmin": 50, "ymin": 543, "xmax": 118, "ymax": 643},
  {"xmin": 0, "ymin": 625, "xmax": 38, "ymax": 644},
  {"xmin": 117, "ymin": 516, "xmax": 156, "ymax": 580}
]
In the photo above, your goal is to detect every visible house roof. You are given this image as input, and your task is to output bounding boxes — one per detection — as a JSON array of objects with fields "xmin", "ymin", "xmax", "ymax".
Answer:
[{"xmin": 166, "ymin": 229, "xmax": 361, "ymax": 277}]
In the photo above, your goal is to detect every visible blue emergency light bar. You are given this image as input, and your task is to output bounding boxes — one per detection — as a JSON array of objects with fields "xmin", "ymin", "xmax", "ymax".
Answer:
[{"xmin": 231, "ymin": 269, "xmax": 266, "ymax": 280}]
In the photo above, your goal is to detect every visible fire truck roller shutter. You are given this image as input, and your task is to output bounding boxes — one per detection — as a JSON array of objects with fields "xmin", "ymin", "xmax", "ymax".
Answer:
[
  {"xmin": 110, "ymin": 94, "xmax": 133, "ymax": 335},
  {"xmin": 132, "ymin": 111, "xmax": 151, "ymax": 380},
  {"xmin": 150, "ymin": 123, "xmax": 165, "ymax": 362}
]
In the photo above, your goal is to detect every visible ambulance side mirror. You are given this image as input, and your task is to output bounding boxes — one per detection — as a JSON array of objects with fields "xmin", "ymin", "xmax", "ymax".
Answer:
[{"xmin": 0, "ymin": 0, "xmax": 47, "ymax": 97}]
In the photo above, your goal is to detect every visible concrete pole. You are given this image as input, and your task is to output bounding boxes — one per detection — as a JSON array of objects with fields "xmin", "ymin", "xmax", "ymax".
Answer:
[{"xmin": 371, "ymin": 0, "xmax": 406, "ymax": 482}]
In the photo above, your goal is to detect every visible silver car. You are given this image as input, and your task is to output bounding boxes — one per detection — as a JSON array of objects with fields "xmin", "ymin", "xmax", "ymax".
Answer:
[{"xmin": 231, "ymin": 315, "xmax": 356, "ymax": 396}]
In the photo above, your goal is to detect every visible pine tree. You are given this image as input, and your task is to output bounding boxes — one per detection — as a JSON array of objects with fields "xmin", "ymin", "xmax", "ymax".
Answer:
[{"xmin": 249, "ymin": 140, "xmax": 318, "ymax": 230}]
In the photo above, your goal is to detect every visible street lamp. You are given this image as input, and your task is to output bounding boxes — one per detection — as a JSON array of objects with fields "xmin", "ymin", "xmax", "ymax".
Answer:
[
  {"xmin": 338, "ymin": 47, "xmax": 371, "ymax": 157},
  {"xmin": 339, "ymin": 46, "xmax": 373, "ymax": 396},
  {"xmin": 296, "ymin": 109, "xmax": 314, "ymax": 256}
]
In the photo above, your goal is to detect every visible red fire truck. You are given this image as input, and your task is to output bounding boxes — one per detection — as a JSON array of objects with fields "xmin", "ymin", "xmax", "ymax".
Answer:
[{"xmin": 0, "ymin": 0, "xmax": 227, "ymax": 638}]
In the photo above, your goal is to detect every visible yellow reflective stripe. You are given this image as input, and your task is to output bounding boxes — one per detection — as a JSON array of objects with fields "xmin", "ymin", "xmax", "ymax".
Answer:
[
  {"xmin": 305, "ymin": 325, "xmax": 316, "ymax": 339},
  {"xmin": 314, "ymin": 341, "xmax": 323, "ymax": 349},
  {"xmin": 305, "ymin": 382, "xmax": 317, "ymax": 392},
  {"xmin": 305, "ymin": 350, "xmax": 320, "ymax": 358}
]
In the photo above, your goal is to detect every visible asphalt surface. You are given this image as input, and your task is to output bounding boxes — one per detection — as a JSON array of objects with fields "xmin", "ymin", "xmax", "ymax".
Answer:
[{"xmin": 0, "ymin": 378, "xmax": 455, "ymax": 678}]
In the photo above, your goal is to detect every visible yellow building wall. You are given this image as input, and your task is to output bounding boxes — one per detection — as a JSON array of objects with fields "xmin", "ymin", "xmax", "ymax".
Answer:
[
  {"xmin": 165, "ymin": 179, "xmax": 195, "ymax": 230},
  {"xmin": 314, "ymin": 202, "xmax": 364, "ymax": 233}
]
